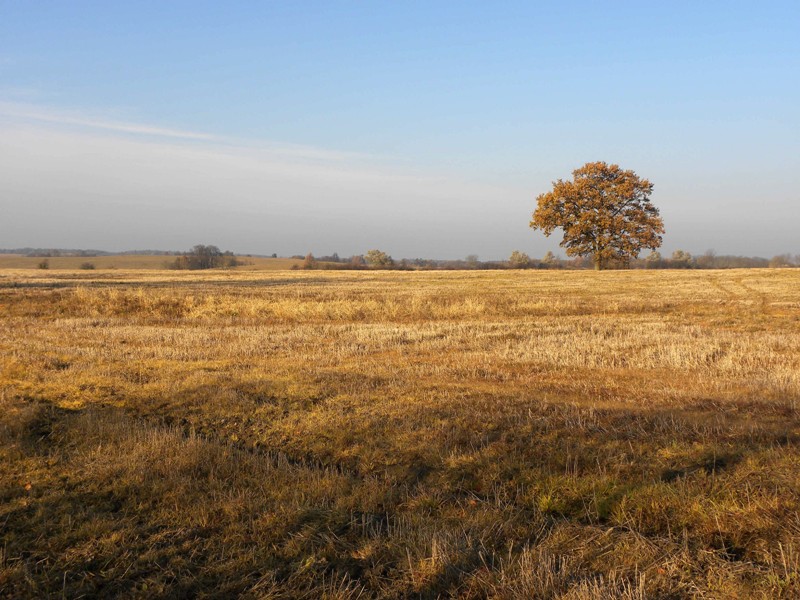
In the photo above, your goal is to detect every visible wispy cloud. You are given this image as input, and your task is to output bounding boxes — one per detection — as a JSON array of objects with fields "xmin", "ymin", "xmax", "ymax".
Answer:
[
  {"xmin": 0, "ymin": 101, "xmax": 377, "ymax": 164},
  {"xmin": 3, "ymin": 100, "xmax": 792, "ymax": 257},
  {"xmin": 0, "ymin": 102, "xmax": 533, "ymax": 257},
  {"xmin": 0, "ymin": 101, "xmax": 217, "ymax": 141}
]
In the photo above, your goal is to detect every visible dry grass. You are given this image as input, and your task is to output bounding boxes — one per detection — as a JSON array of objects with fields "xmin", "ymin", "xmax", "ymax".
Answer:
[{"xmin": 1, "ymin": 268, "xmax": 799, "ymax": 598}]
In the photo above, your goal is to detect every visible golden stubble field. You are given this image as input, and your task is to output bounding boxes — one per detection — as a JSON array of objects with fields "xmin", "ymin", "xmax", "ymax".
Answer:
[{"xmin": 1, "ymin": 268, "xmax": 799, "ymax": 598}]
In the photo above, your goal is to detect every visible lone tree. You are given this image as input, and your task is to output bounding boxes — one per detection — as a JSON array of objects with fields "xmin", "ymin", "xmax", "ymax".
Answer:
[
  {"xmin": 508, "ymin": 250, "xmax": 531, "ymax": 269},
  {"xmin": 365, "ymin": 249, "xmax": 394, "ymax": 268},
  {"xmin": 302, "ymin": 253, "xmax": 317, "ymax": 269},
  {"xmin": 530, "ymin": 162, "xmax": 664, "ymax": 270}
]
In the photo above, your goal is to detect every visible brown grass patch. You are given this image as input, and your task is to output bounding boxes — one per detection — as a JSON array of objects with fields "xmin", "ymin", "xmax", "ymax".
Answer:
[{"xmin": 1, "ymin": 269, "xmax": 799, "ymax": 597}]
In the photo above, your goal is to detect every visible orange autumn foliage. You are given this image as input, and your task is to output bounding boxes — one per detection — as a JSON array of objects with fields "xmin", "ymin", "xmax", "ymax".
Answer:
[{"xmin": 531, "ymin": 161, "xmax": 665, "ymax": 270}]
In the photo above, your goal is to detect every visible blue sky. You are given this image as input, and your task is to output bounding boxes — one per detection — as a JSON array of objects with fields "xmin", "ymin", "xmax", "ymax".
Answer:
[{"xmin": 1, "ymin": 1, "xmax": 798, "ymax": 258}]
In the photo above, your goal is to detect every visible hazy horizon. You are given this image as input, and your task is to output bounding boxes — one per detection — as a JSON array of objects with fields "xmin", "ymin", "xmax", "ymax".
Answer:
[{"xmin": 2, "ymin": 2, "xmax": 798, "ymax": 260}]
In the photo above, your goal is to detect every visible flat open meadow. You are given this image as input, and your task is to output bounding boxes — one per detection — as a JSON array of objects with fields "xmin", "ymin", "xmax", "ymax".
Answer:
[{"xmin": 1, "ymin": 268, "xmax": 799, "ymax": 598}]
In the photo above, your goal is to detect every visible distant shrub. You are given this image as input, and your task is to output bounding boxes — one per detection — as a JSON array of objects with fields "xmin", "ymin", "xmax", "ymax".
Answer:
[
  {"xmin": 540, "ymin": 251, "xmax": 558, "ymax": 268},
  {"xmin": 365, "ymin": 249, "xmax": 394, "ymax": 268},
  {"xmin": 644, "ymin": 251, "xmax": 663, "ymax": 269},
  {"xmin": 80, "ymin": 262, "xmax": 95, "ymax": 270},
  {"xmin": 769, "ymin": 254, "xmax": 796, "ymax": 268},
  {"xmin": 223, "ymin": 254, "xmax": 242, "ymax": 268},
  {"xmin": 302, "ymin": 253, "xmax": 317, "ymax": 269},
  {"xmin": 169, "ymin": 244, "xmax": 240, "ymax": 270},
  {"xmin": 508, "ymin": 250, "xmax": 531, "ymax": 269},
  {"xmin": 670, "ymin": 250, "xmax": 694, "ymax": 269}
]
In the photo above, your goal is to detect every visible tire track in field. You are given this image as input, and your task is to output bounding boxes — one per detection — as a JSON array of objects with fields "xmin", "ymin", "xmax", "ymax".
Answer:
[
  {"xmin": 706, "ymin": 274, "xmax": 772, "ymax": 316},
  {"xmin": 735, "ymin": 277, "xmax": 772, "ymax": 316}
]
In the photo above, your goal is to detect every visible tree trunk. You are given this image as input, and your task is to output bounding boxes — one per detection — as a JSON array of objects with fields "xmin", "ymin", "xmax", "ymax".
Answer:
[{"xmin": 592, "ymin": 241, "xmax": 603, "ymax": 271}]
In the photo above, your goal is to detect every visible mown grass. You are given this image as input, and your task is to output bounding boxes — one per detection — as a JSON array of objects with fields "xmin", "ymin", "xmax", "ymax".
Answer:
[{"xmin": 1, "ymin": 269, "xmax": 799, "ymax": 598}]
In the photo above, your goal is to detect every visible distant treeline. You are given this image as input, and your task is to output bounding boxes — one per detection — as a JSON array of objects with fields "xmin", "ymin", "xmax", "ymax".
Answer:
[
  {"xmin": 295, "ymin": 249, "xmax": 799, "ymax": 271},
  {"xmin": 0, "ymin": 248, "xmax": 113, "ymax": 257},
  {"xmin": 0, "ymin": 248, "xmax": 184, "ymax": 257},
  {"xmin": 2, "ymin": 247, "xmax": 797, "ymax": 270},
  {"xmin": 632, "ymin": 250, "xmax": 779, "ymax": 270}
]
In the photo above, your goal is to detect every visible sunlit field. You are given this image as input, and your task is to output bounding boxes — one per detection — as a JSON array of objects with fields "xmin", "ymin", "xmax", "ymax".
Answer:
[{"xmin": 1, "ymin": 268, "xmax": 799, "ymax": 598}]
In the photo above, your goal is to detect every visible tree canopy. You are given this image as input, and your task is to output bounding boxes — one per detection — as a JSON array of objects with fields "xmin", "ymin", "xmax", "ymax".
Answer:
[
  {"xmin": 508, "ymin": 250, "xmax": 531, "ymax": 269},
  {"xmin": 365, "ymin": 249, "xmax": 394, "ymax": 268},
  {"xmin": 171, "ymin": 244, "xmax": 237, "ymax": 270},
  {"xmin": 530, "ymin": 162, "xmax": 664, "ymax": 270}
]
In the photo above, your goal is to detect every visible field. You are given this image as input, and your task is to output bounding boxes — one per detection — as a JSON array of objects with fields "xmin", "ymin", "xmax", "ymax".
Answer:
[
  {"xmin": 0, "ymin": 254, "xmax": 303, "ymax": 270},
  {"xmin": 1, "ymin": 268, "xmax": 799, "ymax": 598}
]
